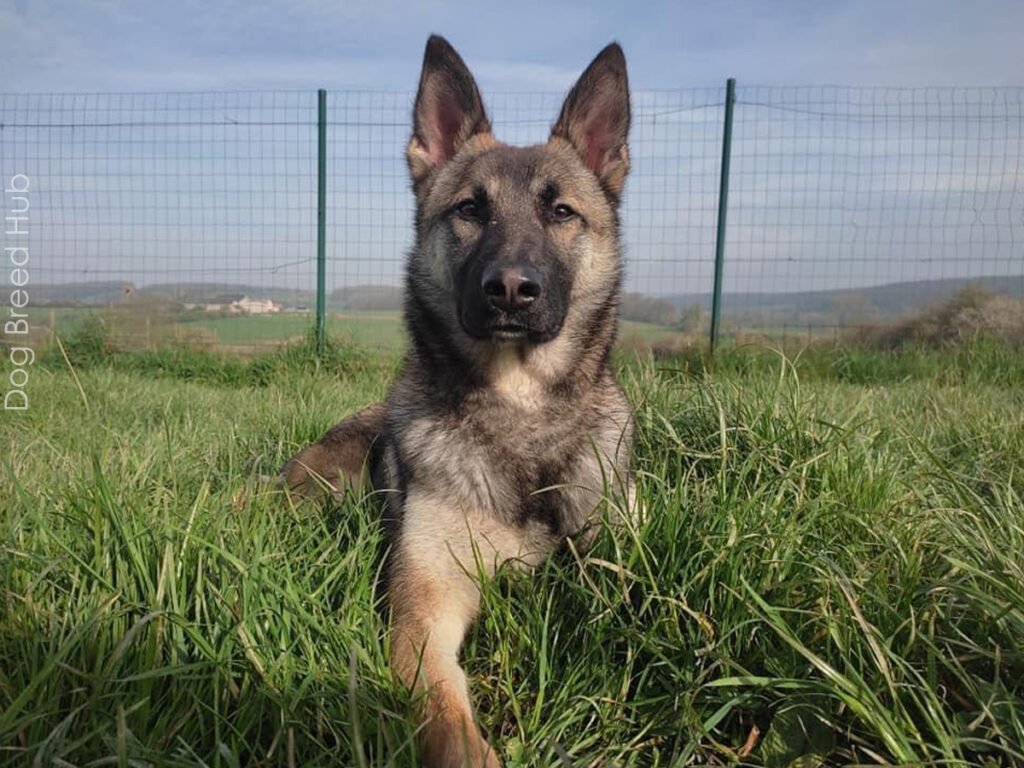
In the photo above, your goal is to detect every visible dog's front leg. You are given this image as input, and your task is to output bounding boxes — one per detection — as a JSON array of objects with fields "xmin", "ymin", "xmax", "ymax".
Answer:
[
  {"xmin": 389, "ymin": 542, "xmax": 500, "ymax": 768},
  {"xmin": 387, "ymin": 493, "xmax": 499, "ymax": 768}
]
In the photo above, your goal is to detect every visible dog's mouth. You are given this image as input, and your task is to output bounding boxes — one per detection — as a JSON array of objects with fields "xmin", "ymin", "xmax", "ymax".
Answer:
[
  {"xmin": 492, "ymin": 323, "xmax": 528, "ymax": 339},
  {"xmin": 458, "ymin": 310, "xmax": 557, "ymax": 344},
  {"xmin": 485, "ymin": 319, "xmax": 563, "ymax": 344}
]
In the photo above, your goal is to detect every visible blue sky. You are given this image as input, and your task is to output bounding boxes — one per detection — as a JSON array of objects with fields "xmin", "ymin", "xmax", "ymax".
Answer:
[{"xmin": 3, "ymin": 0, "xmax": 1024, "ymax": 93}]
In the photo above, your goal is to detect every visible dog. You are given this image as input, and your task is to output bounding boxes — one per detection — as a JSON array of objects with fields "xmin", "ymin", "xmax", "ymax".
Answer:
[{"xmin": 280, "ymin": 35, "xmax": 635, "ymax": 768}]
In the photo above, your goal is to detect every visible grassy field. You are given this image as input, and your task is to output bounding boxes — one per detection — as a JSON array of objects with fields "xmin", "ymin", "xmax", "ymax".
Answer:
[
  {"xmin": 190, "ymin": 312, "xmax": 406, "ymax": 349},
  {"xmin": 2, "ymin": 339, "xmax": 1023, "ymax": 766}
]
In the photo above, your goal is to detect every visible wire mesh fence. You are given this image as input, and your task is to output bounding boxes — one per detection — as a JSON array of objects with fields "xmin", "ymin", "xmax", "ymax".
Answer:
[
  {"xmin": 1, "ymin": 91, "xmax": 320, "ymax": 353},
  {"xmin": 2, "ymin": 85, "xmax": 1022, "ymax": 355},
  {"xmin": 727, "ymin": 86, "xmax": 1024, "ymax": 345}
]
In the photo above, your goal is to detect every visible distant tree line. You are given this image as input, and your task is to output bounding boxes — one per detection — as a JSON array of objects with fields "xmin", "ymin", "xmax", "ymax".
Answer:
[
  {"xmin": 619, "ymin": 293, "xmax": 678, "ymax": 326},
  {"xmin": 331, "ymin": 285, "xmax": 403, "ymax": 311},
  {"xmin": 619, "ymin": 293, "xmax": 706, "ymax": 333}
]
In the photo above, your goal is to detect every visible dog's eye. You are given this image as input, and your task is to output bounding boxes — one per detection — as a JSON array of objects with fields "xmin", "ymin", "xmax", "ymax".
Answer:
[
  {"xmin": 551, "ymin": 203, "xmax": 577, "ymax": 223},
  {"xmin": 455, "ymin": 199, "xmax": 482, "ymax": 221}
]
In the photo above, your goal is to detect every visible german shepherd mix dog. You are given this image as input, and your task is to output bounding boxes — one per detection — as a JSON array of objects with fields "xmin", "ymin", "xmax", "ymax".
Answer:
[{"xmin": 281, "ymin": 35, "xmax": 635, "ymax": 768}]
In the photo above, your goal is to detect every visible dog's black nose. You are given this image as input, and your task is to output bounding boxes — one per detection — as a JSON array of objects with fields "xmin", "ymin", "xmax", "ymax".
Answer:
[{"xmin": 481, "ymin": 264, "xmax": 542, "ymax": 311}]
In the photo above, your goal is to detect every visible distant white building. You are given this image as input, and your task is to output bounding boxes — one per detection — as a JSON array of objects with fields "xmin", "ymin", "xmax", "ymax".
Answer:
[
  {"xmin": 233, "ymin": 296, "xmax": 280, "ymax": 314},
  {"xmin": 185, "ymin": 294, "xmax": 281, "ymax": 314}
]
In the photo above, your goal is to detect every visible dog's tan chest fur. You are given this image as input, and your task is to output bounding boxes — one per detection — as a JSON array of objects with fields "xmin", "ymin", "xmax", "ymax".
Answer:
[{"xmin": 490, "ymin": 348, "xmax": 547, "ymax": 411}]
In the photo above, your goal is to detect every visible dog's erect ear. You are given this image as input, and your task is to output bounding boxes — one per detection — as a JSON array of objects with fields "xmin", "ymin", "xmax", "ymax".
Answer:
[
  {"xmin": 408, "ymin": 35, "xmax": 491, "ymax": 187},
  {"xmin": 551, "ymin": 43, "xmax": 631, "ymax": 201}
]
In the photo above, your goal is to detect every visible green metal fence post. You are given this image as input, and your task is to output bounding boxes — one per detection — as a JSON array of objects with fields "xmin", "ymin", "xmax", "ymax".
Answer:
[
  {"xmin": 315, "ymin": 89, "xmax": 327, "ymax": 358},
  {"xmin": 710, "ymin": 78, "xmax": 736, "ymax": 354}
]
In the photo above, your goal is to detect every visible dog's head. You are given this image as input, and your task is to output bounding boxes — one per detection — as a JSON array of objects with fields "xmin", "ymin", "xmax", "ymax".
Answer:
[{"xmin": 405, "ymin": 35, "xmax": 630, "ymax": 350}]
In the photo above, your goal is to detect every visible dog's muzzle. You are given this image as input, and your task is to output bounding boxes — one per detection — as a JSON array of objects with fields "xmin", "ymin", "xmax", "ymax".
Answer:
[{"xmin": 457, "ymin": 255, "xmax": 567, "ymax": 344}]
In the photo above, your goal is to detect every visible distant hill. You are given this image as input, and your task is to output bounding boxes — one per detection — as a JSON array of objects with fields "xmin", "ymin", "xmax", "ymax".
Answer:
[{"xmin": 7, "ymin": 281, "xmax": 136, "ymax": 306}]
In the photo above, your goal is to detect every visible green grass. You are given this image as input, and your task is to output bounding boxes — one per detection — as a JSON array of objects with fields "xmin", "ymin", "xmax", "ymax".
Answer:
[{"xmin": 2, "ymin": 341, "xmax": 1023, "ymax": 766}]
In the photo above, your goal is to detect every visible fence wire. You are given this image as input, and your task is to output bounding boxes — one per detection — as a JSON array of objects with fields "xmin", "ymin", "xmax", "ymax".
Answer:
[
  {"xmin": 1, "ymin": 86, "xmax": 1021, "ymax": 353},
  {"xmin": 727, "ymin": 86, "xmax": 1024, "ymax": 341}
]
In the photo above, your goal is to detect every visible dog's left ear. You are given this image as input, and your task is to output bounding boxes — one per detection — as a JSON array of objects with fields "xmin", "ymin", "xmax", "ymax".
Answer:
[
  {"xmin": 408, "ymin": 35, "xmax": 492, "ymax": 188},
  {"xmin": 551, "ymin": 43, "xmax": 631, "ymax": 201}
]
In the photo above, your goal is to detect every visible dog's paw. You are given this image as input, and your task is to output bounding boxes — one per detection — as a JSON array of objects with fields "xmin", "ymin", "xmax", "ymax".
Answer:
[{"xmin": 422, "ymin": 726, "xmax": 501, "ymax": 768}]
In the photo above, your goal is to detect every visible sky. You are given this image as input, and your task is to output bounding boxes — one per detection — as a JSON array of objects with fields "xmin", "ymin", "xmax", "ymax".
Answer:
[
  {"xmin": 3, "ymin": 0, "xmax": 1024, "ymax": 92},
  {"xmin": 1, "ymin": 0, "xmax": 1022, "ymax": 305}
]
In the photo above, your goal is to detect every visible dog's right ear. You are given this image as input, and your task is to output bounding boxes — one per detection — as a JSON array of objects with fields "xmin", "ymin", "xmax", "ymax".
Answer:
[{"xmin": 407, "ymin": 35, "xmax": 492, "ymax": 188}]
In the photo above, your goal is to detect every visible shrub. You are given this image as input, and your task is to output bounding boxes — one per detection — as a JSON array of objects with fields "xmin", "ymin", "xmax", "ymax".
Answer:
[
  {"xmin": 45, "ymin": 314, "xmax": 116, "ymax": 367},
  {"xmin": 850, "ymin": 286, "xmax": 1024, "ymax": 349}
]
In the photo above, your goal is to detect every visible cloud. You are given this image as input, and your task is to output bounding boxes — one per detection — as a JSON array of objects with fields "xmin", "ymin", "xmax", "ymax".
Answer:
[{"xmin": 4, "ymin": 0, "xmax": 1023, "ymax": 92}]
